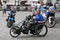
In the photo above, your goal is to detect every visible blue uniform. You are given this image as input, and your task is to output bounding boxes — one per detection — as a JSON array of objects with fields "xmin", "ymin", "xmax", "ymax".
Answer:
[
  {"xmin": 45, "ymin": 11, "xmax": 50, "ymax": 15},
  {"xmin": 34, "ymin": 14, "xmax": 44, "ymax": 22},
  {"xmin": 40, "ymin": 5, "xmax": 46, "ymax": 12}
]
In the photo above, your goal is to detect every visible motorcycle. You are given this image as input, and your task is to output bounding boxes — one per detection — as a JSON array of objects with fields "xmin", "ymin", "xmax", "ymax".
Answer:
[
  {"xmin": 6, "ymin": 11, "xmax": 15, "ymax": 28},
  {"xmin": 10, "ymin": 15, "xmax": 48, "ymax": 38}
]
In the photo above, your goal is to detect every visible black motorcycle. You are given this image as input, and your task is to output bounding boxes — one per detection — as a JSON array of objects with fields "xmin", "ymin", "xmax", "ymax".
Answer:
[{"xmin": 10, "ymin": 15, "xmax": 48, "ymax": 38}]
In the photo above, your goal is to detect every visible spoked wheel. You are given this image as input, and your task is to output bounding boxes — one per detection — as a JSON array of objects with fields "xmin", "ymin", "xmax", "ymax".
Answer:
[
  {"xmin": 35, "ymin": 25, "xmax": 48, "ymax": 37},
  {"xmin": 10, "ymin": 26, "xmax": 21, "ymax": 38},
  {"xmin": 46, "ymin": 18, "xmax": 56, "ymax": 28}
]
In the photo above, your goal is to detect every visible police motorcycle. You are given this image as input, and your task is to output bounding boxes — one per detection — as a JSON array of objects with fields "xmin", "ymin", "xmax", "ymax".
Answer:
[
  {"xmin": 41, "ymin": 6, "xmax": 56, "ymax": 28},
  {"xmin": 10, "ymin": 15, "xmax": 48, "ymax": 38},
  {"xmin": 6, "ymin": 10, "xmax": 15, "ymax": 28}
]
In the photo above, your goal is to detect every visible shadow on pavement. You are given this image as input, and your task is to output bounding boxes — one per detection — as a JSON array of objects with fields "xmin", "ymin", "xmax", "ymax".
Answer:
[
  {"xmin": 53, "ymin": 18, "xmax": 60, "ymax": 28},
  {"xmin": 16, "ymin": 35, "xmax": 45, "ymax": 39}
]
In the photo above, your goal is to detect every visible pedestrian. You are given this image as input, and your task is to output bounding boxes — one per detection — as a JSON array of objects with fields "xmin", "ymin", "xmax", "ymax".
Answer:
[
  {"xmin": 37, "ymin": 1, "xmax": 41, "ymax": 10},
  {"xmin": 16, "ymin": 5, "xmax": 20, "ymax": 12},
  {"xmin": 40, "ymin": 2, "xmax": 46, "ymax": 15},
  {"xmin": 11, "ymin": 5, "xmax": 16, "ymax": 14},
  {"xmin": 7, "ymin": 5, "xmax": 11, "ymax": 16},
  {"xmin": 31, "ymin": 1, "xmax": 37, "ymax": 14},
  {"xmin": 2, "ymin": 1, "xmax": 7, "ymax": 17},
  {"xmin": 31, "ymin": 1, "xmax": 41, "ymax": 16}
]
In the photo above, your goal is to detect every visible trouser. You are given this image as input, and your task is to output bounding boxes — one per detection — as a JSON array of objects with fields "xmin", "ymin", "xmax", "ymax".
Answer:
[{"xmin": 2, "ymin": 9, "xmax": 6, "ymax": 14}]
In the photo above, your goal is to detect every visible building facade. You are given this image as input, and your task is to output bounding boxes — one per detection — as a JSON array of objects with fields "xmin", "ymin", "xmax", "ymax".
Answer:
[
  {"xmin": 44, "ymin": 0, "xmax": 60, "ymax": 4},
  {"xmin": 1, "ymin": 0, "xmax": 60, "ymax": 5},
  {"xmin": 1, "ymin": 0, "xmax": 20, "ymax": 5}
]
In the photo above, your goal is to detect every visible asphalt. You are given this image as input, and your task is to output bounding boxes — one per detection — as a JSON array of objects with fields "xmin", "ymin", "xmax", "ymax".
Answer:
[{"xmin": 0, "ymin": 11, "xmax": 60, "ymax": 40}]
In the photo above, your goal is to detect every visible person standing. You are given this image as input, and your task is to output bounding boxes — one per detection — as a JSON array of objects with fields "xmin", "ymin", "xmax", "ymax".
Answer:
[
  {"xmin": 2, "ymin": 1, "xmax": 7, "ymax": 17},
  {"xmin": 40, "ymin": 2, "xmax": 47, "ymax": 16},
  {"xmin": 40, "ymin": 2, "xmax": 45, "ymax": 12},
  {"xmin": 31, "ymin": 1, "xmax": 37, "ymax": 14},
  {"xmin": 37, "ymin": 1, "xmax": 41, "ymax": 10},
  {"xmin": 11, "ymin": 5, "xmax": 16, "ymax": 15}
]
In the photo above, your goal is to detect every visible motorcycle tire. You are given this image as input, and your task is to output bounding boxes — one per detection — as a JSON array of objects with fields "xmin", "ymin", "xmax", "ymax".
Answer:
[
  {"xmin": 7, "ymin": 22, "xmax": 13, "ymax": 28},
  {"xmin": 10, "ymin": 26, "xmax": 21, "ymax": 38},
  {"xmin": 35, "ymin": 24, "xmax": 48, "ymax": 37},
  {"xmin": 46, "ymin": 18, "xmax": 56, "ymax": 28}
]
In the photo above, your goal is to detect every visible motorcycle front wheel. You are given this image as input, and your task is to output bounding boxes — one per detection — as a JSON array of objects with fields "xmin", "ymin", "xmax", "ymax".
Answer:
[
  {"xmin": 35, "ymin": 25, "xmax": 48, "ymax": 37},
  {"xmin": 46, "ymin": 18, "xmax": 56, "ymax": 28},
  {"xmin": 10, "ymin": 26, "xmax": 21, "ymax": 38}
]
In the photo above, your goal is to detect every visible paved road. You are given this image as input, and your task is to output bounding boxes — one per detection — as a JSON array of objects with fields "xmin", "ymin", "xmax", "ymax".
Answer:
[{"xmin": 0, "ymin": 11, "xmax": 60, "ymax": 40}]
